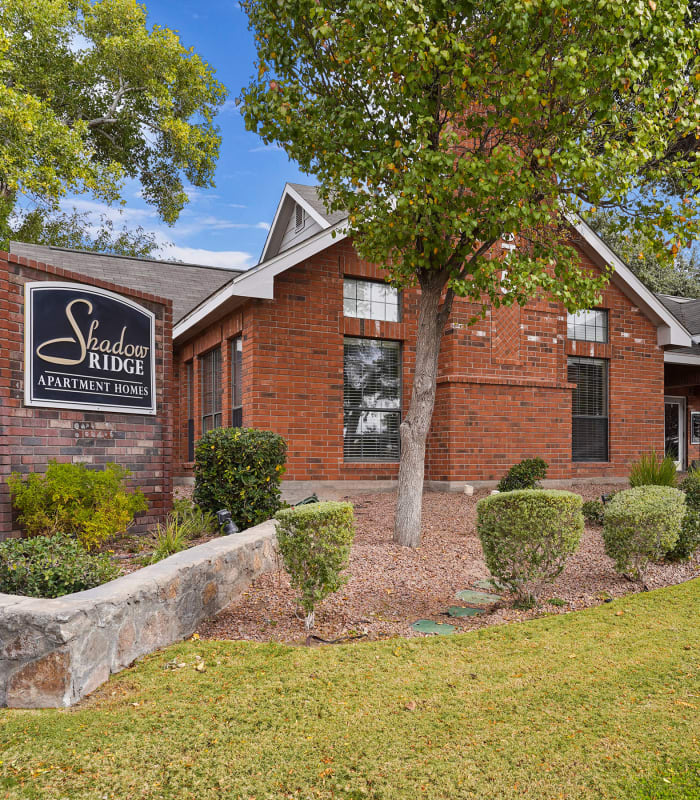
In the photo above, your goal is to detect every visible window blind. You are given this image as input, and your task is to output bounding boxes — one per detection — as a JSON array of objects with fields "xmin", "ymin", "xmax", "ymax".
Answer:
[
  {"xmin": 568, "ymin": 357, "xmax": 608, "ymax": 462},
  {"xmin": 201, "ymin": 347, "xmax": 222, "ymax": 433}
]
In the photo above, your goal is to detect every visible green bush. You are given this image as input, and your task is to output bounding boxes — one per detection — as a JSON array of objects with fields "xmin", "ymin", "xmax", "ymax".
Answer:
[
  {"xmin": 194, "ymin": 428, "xmax": 287, "ymax": 530},
  {"xmin": 0, "ymin": 535, "xmax": 119, "ymax": 598},
  {"xmin": 680, "ymin": 470, "xmax": 700, "ymax": 510},
  {"xmin": 666, "ymin": 510, "xmax": 700, "ymax": 562},
  {"xmin": 476, "ymin": 489, "xmax": 583, "ymax": 603},
  {"xmin": 274, "ymin": 501, "xmax": 355, "ymax": 630},
  {"xmin": 628, "ymin": 450, "xmax": 677, "ymax": 488},
  {"xmin": 603, "ymin": 486, "xmax": 685, "ymax": 580},
  {"xmin": 497, "ymin": 458, "xmax": 548, "ymax": 492},
  {"xmin": 582, "ymin": 499, "xmax": 605, "ymax": 526},
  {"xmin": 7, "ymin": 461, "xmax": 147, "ymax": 550}
]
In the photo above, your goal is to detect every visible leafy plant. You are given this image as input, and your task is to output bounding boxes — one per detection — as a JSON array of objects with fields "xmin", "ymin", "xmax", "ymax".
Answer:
[
  {"xmin": 7, "ymin": 461, "xmax": 148, "ymax": 550},
  {"xmin": 274, "ymin": 501, "xmax": 355, "ymax": 630},
  {"xmin": 0, "ymin": 535, "xmax": 119, "ymax": 598},
  {"xmin": 171, "ymin": 497, "xmax": 218, "ymax": 538},
  {"xmin": 497, "ymin": 458, "xmax": 548, "ymax": 492},
  {"xmin": 602, "ymin": 486, "xmax": 685, "ymax": 581},
  {"xmin": 194, "ymin": 428, "xmax": 287, "ymax": 530},
  {"xmin": 666, "ymin": 510, "xmax": 700, "ymax": 563},
  {"xmin": 582, "ymin": 500, "xmax": 605, "ymax": 526},
  {"xmin": 144, "ymin": 518, "xmax": 191, "ymax": 565},
  {"xmin": 680, "ymin": 470, "xmax": 700, "ymax": 510},
  {"xmin": 476, "ymin": 489, "xmax": 583, "ymax": 604},
  {"xmin": 628, "ymin": 451, "xmax": 678, "ymax": 488}
]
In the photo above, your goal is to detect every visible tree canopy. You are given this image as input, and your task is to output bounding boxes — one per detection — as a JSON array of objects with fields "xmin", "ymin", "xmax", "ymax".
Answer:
[
  {"xmin": 0, "ymin": 0, "xmax": 226, "ymax": 245},
  {"xmin": 241, "ymin": 0, "xmax": 700, "ymax": 545}
]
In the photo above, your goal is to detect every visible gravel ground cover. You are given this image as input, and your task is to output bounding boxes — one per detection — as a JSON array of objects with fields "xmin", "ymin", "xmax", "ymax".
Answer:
[{"xmin": 198, "ymin": 483, "xmax": 700, "ymax": 643}]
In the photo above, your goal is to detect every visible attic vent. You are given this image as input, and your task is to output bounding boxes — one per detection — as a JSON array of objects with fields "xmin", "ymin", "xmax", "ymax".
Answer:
[{"xmin": 295, "ymin": 203, "xmax": 306, "ymax": 232}]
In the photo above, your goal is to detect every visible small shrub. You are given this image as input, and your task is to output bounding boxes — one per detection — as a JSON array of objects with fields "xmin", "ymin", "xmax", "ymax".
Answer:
[
  {"xmin": 194, "ymin": 428, "xmax": 287, "ymax": 530},
  {"xmin": 7, "ymin": 461, "xmax": 147, "ymax": 550},
  {"xmin": 171, "ymin": 497, "xmax": 218, "ymax": 538},
  {"xmin": 582, "ymin": 499, "xmax": 605, "ymax": 526},
  {"xmin": 0, "ymin": 535, "xmax": 119, "ymax": 598},
  {"xmin": 144, "ymin": 517, "xmax": 191, "ymax": 565},
  {"xmin": 476, "ymin": 489, "xmax": 583, "ymax": 603},
  {"xmin": 628, "ymin": 450, "xmax": 677, "ymax": 488},
  {"xmin": 680, "ymin": 470, "xmax": 700, "ymax": 511},
  {"xmin": 497, "ymin": 458, "xmax": 548, "ymax": 492},
  {"xmin": 666, "ymin": 510, "xmax": 700, "ymax": 562},
  {"xmin": 602, "ymin": 486, "xmax": 685, "ymax": 580},
  {"xmin": 274, "ymin": 501, "xmax": 355, "ymax": 630}
]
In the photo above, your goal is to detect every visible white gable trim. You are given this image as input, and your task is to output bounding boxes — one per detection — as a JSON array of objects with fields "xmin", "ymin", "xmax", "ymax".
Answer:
[
  {"xmin": 571, "ymin": 216, "xmax": 692, "ymax": 348},
  {"xmin": 174, "ymin": 221, "xmax": 348, "ymax": 341},
  {"xmin": 259, "ymin": 183, "xmax": 334, "ymax": 263}
]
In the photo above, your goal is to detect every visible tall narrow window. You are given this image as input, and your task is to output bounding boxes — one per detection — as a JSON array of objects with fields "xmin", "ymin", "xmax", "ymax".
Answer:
[
  {"xmin": 231, "ymin": 336, "xmax": 243, "ymax": 427},
  {"xmin": 567, "ymin": 309, "xmax": 608, "ymax": 343},
  {"xmin": 185, "ymin": 361, "xmax": 194, "ymax": 461},
  {"xmin": 344, "ymin": 338, "xmax": 401, "ymax": 462},
  {"xmin": 568, "ymin": 357, "xmax": 608, "ymax": 462},
  {"xmin": 201, "ymin": 347, "xmax": 222, "ymax": 433}
]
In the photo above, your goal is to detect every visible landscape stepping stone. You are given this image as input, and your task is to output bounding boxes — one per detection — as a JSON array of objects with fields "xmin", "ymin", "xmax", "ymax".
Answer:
[
  {"xmin": 447, "ymin": 606, "xmax": 486, "ymax": 618},
  {"xmin": 411, "ymin": 619, "xmax": 455, "ymax": 635},
  {"xmin": 455, "ymin": 589, "xmax": 501, "ymax": 604},
  {"xmin": 474, "ymin": 579, "xmax": 505, "ymax": 592}
]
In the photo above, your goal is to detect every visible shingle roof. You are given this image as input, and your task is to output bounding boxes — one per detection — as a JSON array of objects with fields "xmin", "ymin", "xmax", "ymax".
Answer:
[
  {"xmin": 9, "ymin": 242, "xmax": 241, "ymax": 323},
  {"xmin": 656, "ymin": 294, "xmax": 700, "ymax": 336},
  {"xmin": 286, "ymin": 183, "xmax": 347, "ymax": 227}
]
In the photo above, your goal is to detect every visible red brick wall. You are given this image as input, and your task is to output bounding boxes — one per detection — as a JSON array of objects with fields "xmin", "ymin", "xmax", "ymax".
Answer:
[
  {"xmin": 173, "ymin": 236, "xmax": 666, "ymax": 483},
  {"xmin": 0, "ymin": 252, "xmax": 174, "ymax": 538}
]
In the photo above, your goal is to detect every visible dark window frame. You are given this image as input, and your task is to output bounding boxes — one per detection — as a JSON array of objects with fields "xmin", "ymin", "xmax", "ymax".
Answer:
[
  {"xmin": 231, "ymin": 335, "xmax": 243, "ymax": 428},
  {"xmin": 200, "ymin": 347, "xmax": 222, "ymax": 434},
  {"xmin": 567, "ymin": 308, "xmax": 609, "ymax": 343},
  {"xmin": 343, "ymin": 336, "xmax": 402, "ymax": 463},
  {"xmin": 185, "ymin": 360, "xmax": 194, "ymax": 462},
  {"xmin": 343, "ymin": 277, "xmax": 401, "ymax": 323},
  {"xmin": 568, "ymin": 356, "xmax": 609, "ymax": 463}
]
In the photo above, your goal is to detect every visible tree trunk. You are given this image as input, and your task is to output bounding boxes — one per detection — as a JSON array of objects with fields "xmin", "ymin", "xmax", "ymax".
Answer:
[{"xmin": 394, "ymin": 272, "xmax": 451, "ymax": 547}]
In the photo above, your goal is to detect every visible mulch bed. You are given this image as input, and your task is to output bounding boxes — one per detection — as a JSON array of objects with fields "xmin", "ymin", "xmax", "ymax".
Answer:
[{"xmin": 196, "ymin": 483, "xmax": 700, "ymax": 643}]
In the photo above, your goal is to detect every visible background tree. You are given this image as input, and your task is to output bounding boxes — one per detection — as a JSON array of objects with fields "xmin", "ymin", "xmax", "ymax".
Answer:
[
  {"xmin": 588, "ymin": 211, "xmax": 700, "ymax": 298},
  {"xmin": 0, "ymin": 0, "xmax": 226, "ymax": 248},
  {"xmin": 241, "ymin": 0, "xmax": 700, "ymax": 546}
]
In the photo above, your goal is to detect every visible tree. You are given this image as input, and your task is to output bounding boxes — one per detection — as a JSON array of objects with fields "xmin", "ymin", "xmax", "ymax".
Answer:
[
  {"xmin": 0, "ymin": 0, "xmax": 226, "ymax": 233},
  {"xmin": 588, "ymin": 210, "xmax": 700, "ymax": 298},
  {"xmin": 241, "ymin": 0, "xmax": 700, "ymax": 547},
  {"xmin": 6, "ymin": 207, "xmax": 162, "ymax": 259}
]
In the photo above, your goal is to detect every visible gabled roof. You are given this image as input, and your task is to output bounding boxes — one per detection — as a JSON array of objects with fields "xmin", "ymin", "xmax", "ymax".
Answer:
[
  {"xmin": 259, "ymin": 183, "xmax": 347, "ymax": 262},
  {"xmin": 9, "ymin": 241, "xmax": 242, "ymax": 324},
  {"xmin": 656, "ymin": 294, "xmax": 700, "ymax": 336}
]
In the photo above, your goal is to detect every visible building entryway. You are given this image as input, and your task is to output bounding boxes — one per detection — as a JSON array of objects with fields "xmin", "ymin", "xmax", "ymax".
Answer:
[{"xmin": 664, "ymin": 395, "xmax": 686, "ymax": 470}]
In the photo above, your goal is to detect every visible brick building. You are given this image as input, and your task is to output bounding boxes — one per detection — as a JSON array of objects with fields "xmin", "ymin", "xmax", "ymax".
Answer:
[{"xmin": 5, "ymin": 182, "xmax": 700, "ymax": 516}]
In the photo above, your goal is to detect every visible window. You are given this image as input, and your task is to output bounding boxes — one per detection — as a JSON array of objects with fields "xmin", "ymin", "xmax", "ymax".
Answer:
[
  {"xmin": 201, "ymin": 347, "xmax": 222, "ymax": 433},
  {"xmin": 231, "ymin": 336, "xmax": 243, "ymax": 427},
  {"xmin": 568, "ymin": 357, "xmax": 608, "ymax": 462},
  {"xmin": 567, "ymin": 309, "xmax": 608, "ymax": 343},
  {"xmin": 294, "ymin": 203, "xmax": 305, "ymax": 232},
  {"xmin": 185, "ymin": 361, "xmax": 194, "ymax": 461},
  {"xmin": 343, "ymin": 278, "xmax": 400, "ymax": 322},
  {"xmin": 344, "ymin": 338, "xmax": 401, "ymax": 462}
]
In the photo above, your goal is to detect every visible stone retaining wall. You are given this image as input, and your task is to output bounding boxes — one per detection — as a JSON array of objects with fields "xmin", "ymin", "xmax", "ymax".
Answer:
[{"xmin": 0, "ymin": 521, "xmax": 277, "ymax": 708}]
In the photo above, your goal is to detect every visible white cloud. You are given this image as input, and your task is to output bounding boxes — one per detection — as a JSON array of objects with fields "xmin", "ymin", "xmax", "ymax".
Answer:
[
  {"xmin": 249, "ymin": 144, "xmax": 284, "ymax": 153},
  {"xmin": 160, "ymin": 244, "xmax": 254, "ymax": 269}
]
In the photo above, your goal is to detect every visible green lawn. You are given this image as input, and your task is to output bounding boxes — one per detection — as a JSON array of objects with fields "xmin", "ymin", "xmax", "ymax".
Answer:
[{"xmin": 1, "ymin": 581, "xmax": 699, "ymax": 800}]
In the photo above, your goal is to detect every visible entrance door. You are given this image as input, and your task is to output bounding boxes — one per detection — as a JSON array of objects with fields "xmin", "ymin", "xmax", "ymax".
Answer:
[{"xmin": 664, "ymin": 396, "xmax": 686, "ymax": 470}]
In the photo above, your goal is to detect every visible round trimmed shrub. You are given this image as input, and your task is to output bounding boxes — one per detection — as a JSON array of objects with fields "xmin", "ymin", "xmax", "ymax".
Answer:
[
  {"xmin": 0, "ymin": 535, "xmax": 119, "ymax": 598},
  {"xmin": 274, "ymin": 501, "xmax": 355, "ymax": 630},
  {"xmin": 476, "ymin": 489, "xmax": 583, "ymax": 602},
  {"xmin": 194, "ymin": 427, "xmax": 287, "ymax": 530},
  {"xmin": 602, "ymin": 486, "xmax": 685, "ymax": 580}
]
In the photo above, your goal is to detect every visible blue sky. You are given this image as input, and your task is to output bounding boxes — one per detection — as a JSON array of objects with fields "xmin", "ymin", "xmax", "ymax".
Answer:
[{"xmin": 66, "ymin": 0, "xmax": 308, "ymax": 269}]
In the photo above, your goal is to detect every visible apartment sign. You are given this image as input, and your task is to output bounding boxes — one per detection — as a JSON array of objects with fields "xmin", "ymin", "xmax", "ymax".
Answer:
[{"xmin": 24, "ymin": 282, "xmax": 156, "ymax": 415}]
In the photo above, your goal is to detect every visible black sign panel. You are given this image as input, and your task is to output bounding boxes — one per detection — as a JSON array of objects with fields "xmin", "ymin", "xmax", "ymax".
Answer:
[
  {"xmin": 691, "ymin": 411, "xmax": 700, "ymax": 445},
  {"xmin": 25, "ymin": 282, "xmax": 156, "ymax": 414}
]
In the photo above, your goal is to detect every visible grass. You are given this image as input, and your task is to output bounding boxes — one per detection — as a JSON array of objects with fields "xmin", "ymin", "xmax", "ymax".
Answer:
[{"xmin": 1, "ymin": 579, "xmax": 698, "ymax": 800}]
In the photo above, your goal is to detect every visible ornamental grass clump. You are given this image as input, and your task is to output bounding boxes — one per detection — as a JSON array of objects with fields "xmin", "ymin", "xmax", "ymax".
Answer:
[
  {"xmin": 476, "ymin": 489, "xmax": 583, "ymax": 604},
  {"xmin": 0, "ymin": 535, "xmax": 119, "ymax": 598},
  {"xmin": 194, "ymin": 427, "xmax": 287, "ymax": 531},
  {"xmin": 274, "ymin": 501, "xmax": 355, "ymax": 631},
  {"xmin": 628, "ymin": 450, "xmax": 678, "ymax": 488},
  {"xmin": 602, "ymin": 486, "xmax": 685, "ymax": 580},
  {"xmin": 7, "ymin": 461, "xmax": 147, "ymax": 550}
]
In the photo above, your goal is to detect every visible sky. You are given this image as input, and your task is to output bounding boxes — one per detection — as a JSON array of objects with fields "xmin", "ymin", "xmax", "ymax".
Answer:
[{"xmin": 66, "ymin": 0, "xmax": 308, "ymax": 269}]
